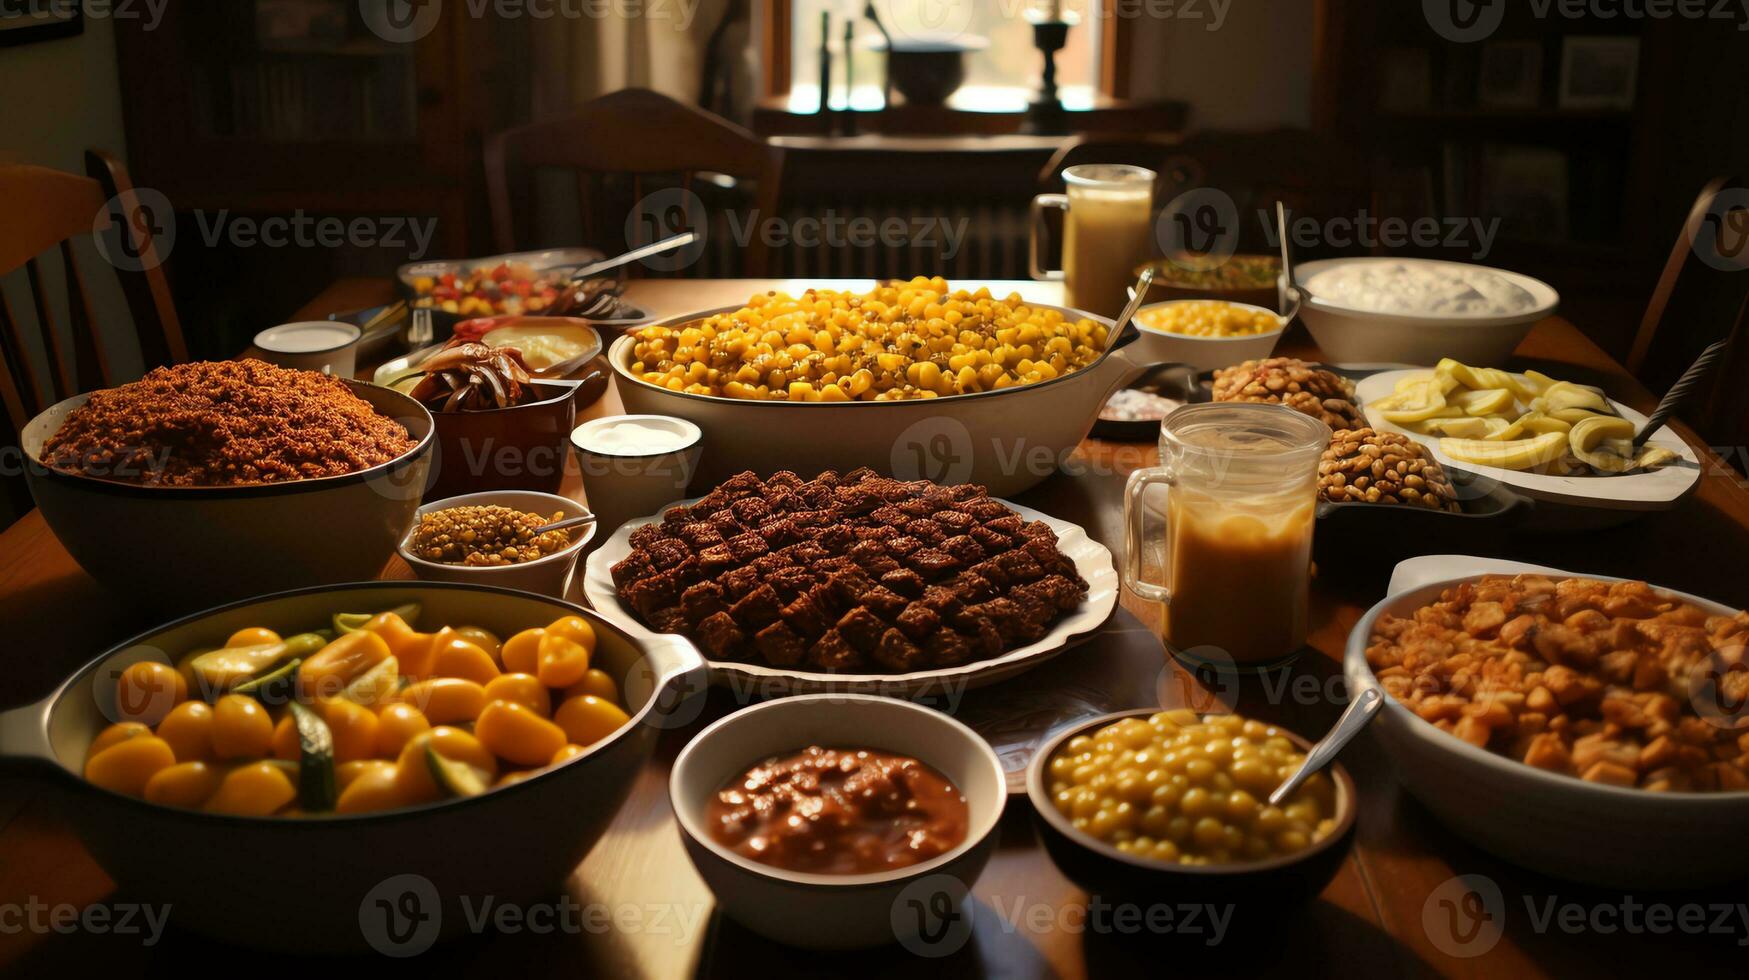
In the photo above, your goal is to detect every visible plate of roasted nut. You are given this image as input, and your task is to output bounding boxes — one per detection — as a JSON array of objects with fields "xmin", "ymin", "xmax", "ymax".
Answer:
[
  {"xmin": 1356, "ymin": 361, "xmax": 1700, "ymax": 511},
  {"xmin": 1346, "ymin": 555, "xmax": 1749, "ymax": 887},
  {"xmin": 583, "ymin": 468, "xmax": 1119, "ymax": 696}
]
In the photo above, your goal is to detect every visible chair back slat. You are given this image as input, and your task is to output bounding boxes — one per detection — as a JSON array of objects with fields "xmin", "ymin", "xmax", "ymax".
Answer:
[
  {"xmin": 85, "ymin": 149, "xmax": 188, "ymax": 370},
  {"xmin": 24, "ymin": 258, "xmax": 75, "ymax": 404},
  {"xmin": 61, "ymin": 239, "xmax": 111, "ymax": 392},
  {"xmin": 486, "ymin": 89, "xmax": 785, "ymax": 277},
  {"xmin": 0, "ymin": 294, "xmax": 43, "ymax": 430}
]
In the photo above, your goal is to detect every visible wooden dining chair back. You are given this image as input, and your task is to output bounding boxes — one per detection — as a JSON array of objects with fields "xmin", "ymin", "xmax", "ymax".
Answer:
[
  {"xmin": 1624, "ymin": 176, "xmax": 1749, "ymax": 453},
  {"xmin": 0, "ymin": 152, "xmax": 186, "ymax": 423},
  {"xmin": 485, "ymin": 89, "xmax": 786, "ymax": 278},
  {"xmin": 0, "ymin": 151, "xmax": 187, "ymax": 517}
]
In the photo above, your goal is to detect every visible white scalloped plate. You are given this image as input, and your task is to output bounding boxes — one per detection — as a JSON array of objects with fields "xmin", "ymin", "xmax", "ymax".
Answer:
[
  {"xmin": 1355, "ymin": 368, "xmax": 1701, "ymax": 511},
  {"xmin": 583, "ymin": 498, "xmax": 1119, "ymax": 697}
]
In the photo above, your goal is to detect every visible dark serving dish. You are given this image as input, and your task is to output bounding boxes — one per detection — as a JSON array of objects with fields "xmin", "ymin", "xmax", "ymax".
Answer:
[{"xmin": 1025, "ymin": 709, "xmax": 1357, "ymax": 938}]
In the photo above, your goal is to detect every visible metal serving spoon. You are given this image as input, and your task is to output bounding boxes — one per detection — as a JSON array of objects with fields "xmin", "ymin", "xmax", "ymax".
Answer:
[
  {"xmin": 533, "ymin": 513, "xmax": 599, "ymax": 536},
  {"xmin": 567, "ymin": 232, "xmax": 698, "ymax": 283},
  {"xmin": 1633, "ymin": 337, "xmax": 1728, "ymax": 447},
  {"xmin": 1268, "ymin": 687, "xmax": 1383, "ymax": 807}
]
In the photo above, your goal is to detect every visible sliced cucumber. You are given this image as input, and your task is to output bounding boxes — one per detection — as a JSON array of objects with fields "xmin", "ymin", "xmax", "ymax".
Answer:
[
  {"xmin": 187, "ymin": 633, "xmax": 325, "ymax": 694},
  {"xmin": 334, "ymin": 603, "xmax": 423, "ymax": 636},
  {"xmin": 231, "ymin": 658, "xmax": 302, "ymax": 700},
  {"xmin": 426, "ymin": 744, "xmax": 489, "ymax": 798},
  {"xmin": 287, "ymin": 701, "xmax": 338, "ymax": 812}
]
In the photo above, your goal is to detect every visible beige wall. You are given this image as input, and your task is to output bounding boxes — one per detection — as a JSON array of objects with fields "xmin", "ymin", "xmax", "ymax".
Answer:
[
  {"xmin": 1126, "ymin": 1, "xmax": 1316, "ymax": 131},
  {"xmin": 0, "ymin": 14, "xmax": 127, "ymax": 169}
]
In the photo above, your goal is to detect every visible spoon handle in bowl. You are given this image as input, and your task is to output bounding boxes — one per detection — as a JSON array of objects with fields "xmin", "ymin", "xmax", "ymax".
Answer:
[{"xmin": 1268, "ymin": 687, "xmax": 1383, "ymax": 807}]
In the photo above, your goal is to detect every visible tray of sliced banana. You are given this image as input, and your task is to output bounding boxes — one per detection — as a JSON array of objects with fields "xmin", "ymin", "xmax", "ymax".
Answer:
[{"xmin": 1354, "ymin": 359, "xmax": 1701, "ymax": 514}]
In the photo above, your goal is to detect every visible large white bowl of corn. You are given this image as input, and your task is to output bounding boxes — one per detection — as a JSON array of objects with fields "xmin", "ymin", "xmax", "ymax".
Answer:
[{"xmin": 608, "ymin": 278, "xmax": 1154, "ymax": 496}]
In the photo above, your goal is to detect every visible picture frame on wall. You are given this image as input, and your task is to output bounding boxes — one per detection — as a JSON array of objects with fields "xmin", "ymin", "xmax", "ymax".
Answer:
[
  {"xmin": 1478, "ymin": 40, "xmax": 1543, "ymax": 109},
  {"xmin": 1559, "ymin": 36, "xmax": 1640, "ymax": 110},
  {"xmin": 0, "ymin": 0, "xmax": 84, "ymax": 47}
]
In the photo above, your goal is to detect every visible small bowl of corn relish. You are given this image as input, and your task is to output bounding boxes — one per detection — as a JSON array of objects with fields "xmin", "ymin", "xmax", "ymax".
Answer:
[
  {"xmin": 1026, "ymin": 709, "xmax": 1357, "ymax": 924},
  {"xmin": 1130, "ymin": 299, "xmax": 1286, "ymax": 372}
]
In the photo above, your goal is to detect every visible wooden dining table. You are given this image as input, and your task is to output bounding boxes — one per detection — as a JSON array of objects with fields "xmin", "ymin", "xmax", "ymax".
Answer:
[{"xmin": 3, "ymin": 278, "xmax": 1748, "ymax": 978}]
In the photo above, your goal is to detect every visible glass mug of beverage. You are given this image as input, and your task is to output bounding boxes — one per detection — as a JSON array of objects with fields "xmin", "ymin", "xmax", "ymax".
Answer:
[
  {"xmin": 1122, "ymin": 403, "xmax": 1331, "ymax": 670},
  {"xmin": 1030, "ymin": 164, "xmax": 1156, "ymax": 319}
]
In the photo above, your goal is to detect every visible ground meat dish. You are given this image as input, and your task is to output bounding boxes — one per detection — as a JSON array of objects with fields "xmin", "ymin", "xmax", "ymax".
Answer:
[
  {"xmin": 610, "ymin": 469, "xmax": 1090, "ymax": 673},
  {"xmin": 41, "ymin": 359, "xmax": 417, "ymax": 486}
]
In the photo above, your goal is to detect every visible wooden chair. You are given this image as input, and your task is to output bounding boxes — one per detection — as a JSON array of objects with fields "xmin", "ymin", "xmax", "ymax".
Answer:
[
  {"xmin": 0, "ymin": 151, "xmax": 186, "ymax": 517},
  {"xmin": 1624, "ymin": 176, "xmax": 1749, "ymax": 452},
  {"xmin": 485, "ymin": 89, "xmax": 786, "ymax": 277}
]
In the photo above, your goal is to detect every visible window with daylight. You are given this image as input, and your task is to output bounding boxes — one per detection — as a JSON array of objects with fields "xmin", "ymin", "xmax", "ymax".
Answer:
[{"xmin": 783, "ymin": 0, "xmax": 1102, "ymax": 112}]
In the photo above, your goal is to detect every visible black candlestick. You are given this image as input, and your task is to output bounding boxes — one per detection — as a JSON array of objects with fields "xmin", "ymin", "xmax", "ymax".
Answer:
[{"xmin": 1027, "ymin": 19, "xmax": 1071, "ymax": 134}]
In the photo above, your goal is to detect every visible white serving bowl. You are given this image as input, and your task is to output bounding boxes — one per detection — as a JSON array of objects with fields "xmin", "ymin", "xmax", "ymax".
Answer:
[
  {"xmin": 609, "ymin": 299, "xmax": 1154, "ymax": 497},
  {"xmin": 1126, "ymin": 299, "xmax": 1285, "ymax": 372},
  {"xmin": 670, "ymin": 694, "xmax": 1006, "ymax": 949},
  {"xmin": 1344, "ymin": 563, "xmax": 1749, "ymax": 888},
  {"xmin": 1296, "ymin": 258, "xmax": 1558, "ymax": 365},
  {"xmin": 398, "ymin": 490, "xmax": 596, "ymax": 597}
]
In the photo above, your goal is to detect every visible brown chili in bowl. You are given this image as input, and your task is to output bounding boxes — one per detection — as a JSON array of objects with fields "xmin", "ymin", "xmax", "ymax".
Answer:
[{"xmin": 706, "ymin": 746, "xmax": 969, "ymax": 875}]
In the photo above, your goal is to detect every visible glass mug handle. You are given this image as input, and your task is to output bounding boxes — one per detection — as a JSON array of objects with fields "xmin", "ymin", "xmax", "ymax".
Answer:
[
  {"xmin": 1122, "ymin": 466, "xmax": 1174, "ymax": 604},
  {"xmin": 1029, "ymin": 193, "xmax": 1067, "ymax": 281}
]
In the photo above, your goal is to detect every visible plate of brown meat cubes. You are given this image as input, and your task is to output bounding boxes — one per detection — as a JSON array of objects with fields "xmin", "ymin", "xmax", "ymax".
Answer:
[{"xmin": 584, "ymin": 468, "xmax": 1118, "ymax": 695}]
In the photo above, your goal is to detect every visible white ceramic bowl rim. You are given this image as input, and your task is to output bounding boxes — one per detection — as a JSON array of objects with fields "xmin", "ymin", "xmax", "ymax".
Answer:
[
  {"xmin": 570, "ymin": 414, "xmax": 703, "ymax": 458},
  {"xmin": 20, "ymin": 580, "xmax": 689, "ymax": 826},
  {"xmin": 671, "ymin": 693, "xmax": 1007, "ymax": 888},
  {"xmin": 608, "ymin": 299, "xmax": 1120, "ymax": 409},
  {"xmin": 1297, "ymin": 257, "xmax": 1559, "ymax": 324},
  {"xmin": 1025, "ymin": 708, "xmax": 1358, "ymax": 874},
  {"xmin": 1134, "ymin": 299, "xmax": 1287, "ymax": 341},
  {"xmin": 22, "ymin": 379, "xmax": 436, "ymax": 499},
  {"xmin": 253, "ymin": 321, "xmax": 363, "ymax": 355},
  {"xmin": 398, "ymin": 490, "xmax": 596, "ymax": 574},
  {"xmin": 1348, "ymin": 572, "xmax": 1749, "ymax": 805}
]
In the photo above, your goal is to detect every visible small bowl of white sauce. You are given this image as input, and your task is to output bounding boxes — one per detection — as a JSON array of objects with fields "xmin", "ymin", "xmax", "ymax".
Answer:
[
  {"xmin": 1294, "ymin": 258, "xmax": 1558, "ymax": 366},
  {"xmin": 252, "ymin": 321, "xmax": 364, "ymax": 376},
  {"xmin": 571, "ymin": 415, "xmax": 703, "ymax": 543}
]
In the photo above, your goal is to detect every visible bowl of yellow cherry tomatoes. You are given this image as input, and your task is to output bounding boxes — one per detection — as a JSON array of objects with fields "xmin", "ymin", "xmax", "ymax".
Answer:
[{"xmin": 0, "ymin": 581, "xmax": 706, "ymax": 953}]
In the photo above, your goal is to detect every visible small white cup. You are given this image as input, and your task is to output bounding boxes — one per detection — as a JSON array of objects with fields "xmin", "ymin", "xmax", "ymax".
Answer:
[
  {"xmin": 571, "ymin": 415, "xmax": 702, "ymax": 544},
  {"xmin": 253, "ymin": 321, "xmax": 363, "ymax": 376}
]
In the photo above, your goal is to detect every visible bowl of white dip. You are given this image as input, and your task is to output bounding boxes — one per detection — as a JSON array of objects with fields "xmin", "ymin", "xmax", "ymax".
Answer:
[{"xmin": 1293, "ymin": 258, "xmax": 1558, "ymax": 365}]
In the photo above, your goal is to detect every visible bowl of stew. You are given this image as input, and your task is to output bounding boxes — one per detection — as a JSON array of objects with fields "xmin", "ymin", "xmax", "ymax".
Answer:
[{"xmin": 670, "ymin": 693, "xmax": 1006, "ymax": 949}]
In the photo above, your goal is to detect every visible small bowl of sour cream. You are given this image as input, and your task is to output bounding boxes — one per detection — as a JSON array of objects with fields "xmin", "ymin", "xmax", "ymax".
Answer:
[
  {"xmin": 252, "ymin": 321, "xmax": 363, "ymax": 376},
  {"xmin": 1294, "ymin": 258, "xmax": 1558, "ymax": 366},
  {"xmin": 571, "ymin": 415, "xmax": 703, "ymax": 542}
]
